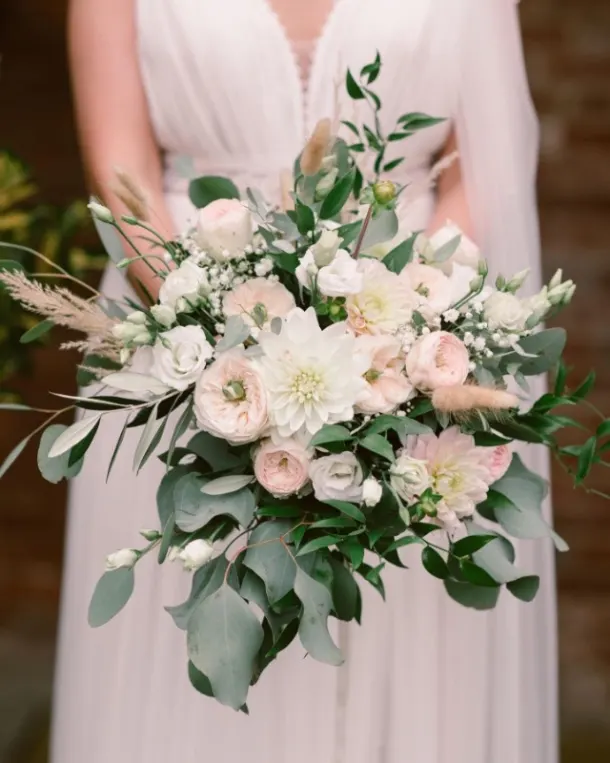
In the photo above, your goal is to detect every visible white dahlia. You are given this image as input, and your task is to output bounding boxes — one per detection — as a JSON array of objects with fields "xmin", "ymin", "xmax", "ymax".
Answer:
[{"xmin": 256, "ymin": 308, "xmax": 368, "ymax": 437}]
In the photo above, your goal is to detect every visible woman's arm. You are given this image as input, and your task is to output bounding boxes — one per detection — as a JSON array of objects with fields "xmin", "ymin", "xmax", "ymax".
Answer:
[
  {"xmin": 69, "ymin": 0, "xmax": 175, "ymax": 299},
  {"xmin": 427, "ymin": 129, "xmax": 475, "ymax": 240}
]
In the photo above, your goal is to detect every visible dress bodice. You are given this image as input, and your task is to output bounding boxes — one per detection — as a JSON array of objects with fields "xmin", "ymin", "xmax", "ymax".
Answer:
[{"xmin": 135, "ymin": 0, "xmax": 465, "ymax": 224}]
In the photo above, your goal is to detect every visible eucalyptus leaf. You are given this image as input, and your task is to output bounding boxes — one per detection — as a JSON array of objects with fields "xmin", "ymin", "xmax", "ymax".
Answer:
[
  {"xmin": 186, "ymin": 431, "xmax": 243, "ymax": 471},
  {"xmin": 214, "ymin": 315, "xmax": 250, "ymax": 352},
  {"xmin": 505, "ymin": 328, "xmax": 567, "ymax": 376},
  {"xmin": 103, "ymin": 372, "xmax": 170, "ymax": 395},
  {"xmin": 201, "ymin": 474, "xmax": 254, "ymax": 495},
  {"xmin": 166, "ymin": 556, "xmax": 229, "ymax": 629},
  {"xmin": 48, "ymin": 414, "xmax": 102, "ymax": 459},
  {"xmin": 174, "ymin": 474, "xmax": 255, "ymax": 531},
  {"xmin": 88, "ymin": 568, "xmax": 135, "ymax": 627},
  {"xmin": 133, "ymin": 402, "xmax": 160, "ymax": 472},
  {"xmin": 506, "ymin": 575, "xmax": 540, "ymax": 602},
  {"xmin": 0, "ymin": 433, "xmax": 32, "ymax": 479},
  {"xmin": 432, "ymin": 235, "xmax": 461, "ymax": 263},
  {"xmin": 360, "ymin": 209, "xmax": 399, "ymax": 250},
  {"xmin": 38, "ymin": 425, "xmax": 83, "ymax": 484},
  {"xmin": 187, "ymin": 586, "xmax": 263, "ymax": 710},
  {"xmin": 294, "ymin": 565, "xmax": 343, "ymax": 666},
  {"xmin": 243, "ymin": 521, "xmax": 296, "ymax": 604}
]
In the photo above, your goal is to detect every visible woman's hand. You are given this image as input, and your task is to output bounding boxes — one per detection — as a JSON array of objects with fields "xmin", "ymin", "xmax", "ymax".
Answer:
[
  {"xmin": 69, "ymin": 0, "xmax": 175, "ymax": 301},
  {"xmin": 427, "ymin": 129, "xmax": 475, "ymax": 240}
]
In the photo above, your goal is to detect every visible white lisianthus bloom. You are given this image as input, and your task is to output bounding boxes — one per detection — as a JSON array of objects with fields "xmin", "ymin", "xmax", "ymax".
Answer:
[
  {"xmin": 194, "ymin": 349, "xmax": 268, "ymax": 444},
  {"xmin": 151, "ymin": 325, "xmax": 213, "ymax": 391},
  {"xmin": 178, "ymin": 539, "xmax": 214, "ymax": 572},
  {"xmin": 346, "ymin": 259, "xmax": 414, "ymax": 336},
  {"xmin": 317, "ymin": 249, "xmax": 364, "ymax": 297},
  {"xmin": 404, "ymin": 427, "xmax": 492, "ymax": 529},
  {"xmin": 429, "ymin": 221, "xmax": 482, "ymax": 274},
  {"xmin": 105, "ymin": 548, "xmax": 139, "ymax": 571},
  {"xmin": 255, "ymin": 308, "xmax": 368, "ymax": 436},
  {"xmin": 400, "ymin": 262, "xmax": 453, "ymax": 321},
  {"xmin": 390, "ymin": 455, "xmax": 431, "ymax": 504},
  {"xmin": 483, "ymin": 291, "xmax": 530, "ymax": 333},
  {"xmin": 158, "ymin": 259, "xmax": 210, "ymax": 311},
  {"xmin": 309, "ymin": 451, "xmax": 364, "ymax": 502},
  {"xmin": 362, "ymin": 477, "xmax": 383, "ymax": 507},
  {"xmin": 194, "ymin": 198, "xmax": 254, "ymax": 262}
]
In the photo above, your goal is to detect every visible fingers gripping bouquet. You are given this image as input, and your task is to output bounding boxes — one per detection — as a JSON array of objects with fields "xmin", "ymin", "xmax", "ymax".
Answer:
[{"xmin": 1, "ymin": 56, "xmax": 607, "ymax": 711}]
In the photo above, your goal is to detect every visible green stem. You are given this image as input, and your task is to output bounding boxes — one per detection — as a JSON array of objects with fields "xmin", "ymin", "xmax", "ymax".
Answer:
[{"xmin": 352, "ymin": 205, "xmax": 373, "ymax": 259}]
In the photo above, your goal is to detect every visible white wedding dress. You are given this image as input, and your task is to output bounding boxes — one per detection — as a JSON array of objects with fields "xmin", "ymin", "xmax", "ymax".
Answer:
[{"xmin": 51, "ymin": 1, "xmax": 558, "ymax": 762}]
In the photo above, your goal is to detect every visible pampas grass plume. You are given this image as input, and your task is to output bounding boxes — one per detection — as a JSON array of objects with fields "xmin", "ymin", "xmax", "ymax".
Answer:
[
  {"xmin": 111, "ymin": 167, "xmax": 149, "ymax": 221},
  {"xmin": 300, "ymin": 118, "xmax": 332, "ymax": 176},
  {"xmin": 432, "ymin": 384, "xmax": 518, "ymax": 414}
]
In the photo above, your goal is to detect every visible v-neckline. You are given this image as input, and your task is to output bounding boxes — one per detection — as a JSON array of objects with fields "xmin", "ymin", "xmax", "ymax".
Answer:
[{"xmin": 258, "ymin": 0, "xmax": 346, "ymax": 135}]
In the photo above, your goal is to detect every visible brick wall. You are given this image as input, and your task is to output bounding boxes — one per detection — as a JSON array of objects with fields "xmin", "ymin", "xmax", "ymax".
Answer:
[{"xmin": 0, "ymin": 0, "xmax": 610, "ymax": 755}]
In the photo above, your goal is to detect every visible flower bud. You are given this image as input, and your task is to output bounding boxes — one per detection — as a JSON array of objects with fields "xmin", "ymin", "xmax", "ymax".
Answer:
[
  {"xmin": 88, "ymin": 201, "xmax": 114, "ymax": 224},
  {"xmin": 140, "ymin": 529, "xmax": 161, "ymax": 542},
  {"xmin": 548, "ymin": 268, "xmax": 563, "ymax": 290},
  {"xmin": 222, "ymin": 380, "xmax": 246, "ymax": 402},
  {"xmin": 112, "ymin": 321, "xmax": 142, "ymax": 342},
  {"xmin": 362, "ymin": 477, "xmax": 383, "ymax": 508},
  {"xmin": 372, "ymin": 180, "xmax": 397, "ymax": 205},
  {"xmin": 505, "ymin": 268, "xmax": 530, "ymax": 293},
  {"xmin": 131, "ymin": 329, "xmax": 153, "ymax": 345},
  {"xmin": 469, "ymin": 275, "xmax": 484, "ymax": 292},
  {"xmin": 127, "ymin": 310, "xmax": 148, "ymax": 325},
  {"xmin": 178, "ymin": 539, "xmax": 214, "ymax": 572},
  {"xmin": 477, "ymin": 259, "xmax": 489, "ymax": 277},
  {"xmin": 151, "ymin": 304, "xmax": 176, "ymax": 328},
  {"xmin": 105, "ymin": 548, "xmax": 139, "ymax": 571},
  {"xmin": 312, "ymin": 229, "xmax": 341, "ymax": 267}
]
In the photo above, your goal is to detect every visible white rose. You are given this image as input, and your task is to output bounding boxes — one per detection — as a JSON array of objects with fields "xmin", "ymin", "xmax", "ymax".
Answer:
[
  {"xmin": 309, "ymin": 451, "xmax": 364, "ymax": 502},
  {"xmin": 194, "ymin": 198, "xmax": 253, "ymax": 262},
  {"xmin": 159, "ymin": 259, "xmax": 209, "ymax": 311},
  {"xmin": 150, "ymin": 304, "xmax": 177, "ymax": 328},
  {"xmin": 317, "ymin": 249, "xmax": 364, "ymax": 297},
  {"xmin": 390, "ymin": 454, "xmax": 431, "ymax": 504},
  {"xmin": 151, "ymin": 325, "xmax": 213, "ymax": 391},
  {"xmin": 429, "ymin": 222, "xmax": 482, "ymax": 274},
  {"xmin": 483, "ymin": 291, "xmax": 530, "ymax": 333},
  {"xmin": 178, "ymin": 539, "xmax": 214, "ymax": 572},
  {"xmin": 105, "ymin": 548, "xmax": 138, "ymax": 571},
  {"xmin": 362, "ymin": 477, "xmax": 383, "ymax": 507},
  {"xmin": 311, "ymin": 229, "xmax": 341, "ymax": 267},
  {"xmin": 295, "ymin": 250, "xmax": 319, "ymax": 290}
]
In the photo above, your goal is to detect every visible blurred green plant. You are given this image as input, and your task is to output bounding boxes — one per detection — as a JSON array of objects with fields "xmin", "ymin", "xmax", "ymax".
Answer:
[{"xmin": 0, "ymin": 151, "xmax": 106, "ymax": 394}]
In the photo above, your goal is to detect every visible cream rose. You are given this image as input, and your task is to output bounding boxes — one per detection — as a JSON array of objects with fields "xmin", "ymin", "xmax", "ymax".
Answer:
[
  {"xmin": 390, "ymin": 454, "xmax": 431, "ymax": 504},
  {"xmin": 346, "ymin": 259, "xmax": 414, "ymax": 336},
  {"xmin": 405, "ymin": 331, "xmax": 470, "ymax": 391},
  {"xmin": 150, "ymin": 325, "xmax": 213, "ymax": 391},
  {"xmin": 158, "ymin": 259, "xmax": 209, "ymax": 312},
  {"xmin": 483, "ymin": 292, "xmax": 530, "ymax": 333},
  {"xmin": 309, "ymin": 451, "xmax": 364, "ymax": 503},
  {"xmin": 317, "ymin": 249, "xmax": 364, "ymax": 297},
  {"xmin": 355, "ymin": 335, "xmax": 414, "ymax": 414},
  {"xmin": 400, "ymin": 262, "xmax": 453, "ymax": 320},
  {"xmin": 223, "ymin": 278, "xmax": 295, "ymax": 329},
  {"xmin": 194, "ymin": 349, "xmax": 268, "ymax": 444},
  {"xmin": 178, "ymin": 539, "xmax": 214, "ymax": 572},
  {"xmin": 254, "ymin": 435, "xmax": 311, "ymax": 497},
  {"xmin": 194, "ymin": 198, "xmax": 254, "ymax": 262},
  {"xmin": 479, "ymin": 444, "xmax": 512, "ymax": 484}
]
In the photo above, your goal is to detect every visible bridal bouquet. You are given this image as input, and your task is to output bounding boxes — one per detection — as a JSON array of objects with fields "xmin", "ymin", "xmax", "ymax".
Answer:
[{"xmin": 1, "ymin": 56, "xmax": 608, "ymax": 711}]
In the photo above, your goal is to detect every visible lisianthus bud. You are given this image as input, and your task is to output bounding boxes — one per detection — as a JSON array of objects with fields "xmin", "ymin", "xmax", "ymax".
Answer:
[
  {"xmin": 312, "ymin": 229, "xmax": 341, "ymax": 267},
  {"xmin": 469, "ymin": 275, "xmax": 484, "ymax": 292},
  {"xmin": 105, "ymin": 548, "xmax": 139, "ymax": 571},
  {"xmin": 372, "ymin": 180, "xmax": 397, "ymax": 205},
  {"xmin": 88, "ymin": 201, "xmax": 114, "ymax": 223},
  {"xmin": 505, "ymin": 268, "xmax": 530, "ymax": 293},
  {"xmin": 151, "ymin": 304, "xmax": 176, "ymax": 328},
  {"xmin": 132, "ymin": 329, "xmax": 153, "ymax": 345},
  {"xmin": 178, "ymin": 539, "xmax": 214, "ymax": 572},
  {"xmin": 112, "ymin": 321, "xmax": 142, "ymax": 342},
  {"xmin": 127, "ymin": 310, "xmax": 148, "ymax": 325},
  {"xmin": 362, "ymin": 477, "xmax": 383, "ymax": 507},
  {"xmin": 140, "ymin": 529, "xmax": 161, "ymax": 542},
  {"xmin": 548, "ymin": 268, "xmax": 563, "ymax": 290}
]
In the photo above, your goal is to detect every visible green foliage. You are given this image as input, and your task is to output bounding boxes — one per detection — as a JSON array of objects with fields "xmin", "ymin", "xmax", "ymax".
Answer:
[
  {"xmin": 188, "ymin": 176, "xmax": 240, "ymax": 208},
  {"xmin": 88, "ymin": 568, "xmax": 135, "ymax": 627}
]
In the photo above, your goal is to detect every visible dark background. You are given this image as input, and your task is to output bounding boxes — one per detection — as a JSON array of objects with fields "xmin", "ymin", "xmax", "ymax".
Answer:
[{"xmin": 1, "ymin": 0, "xmax": 610, "ymax": 760}]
